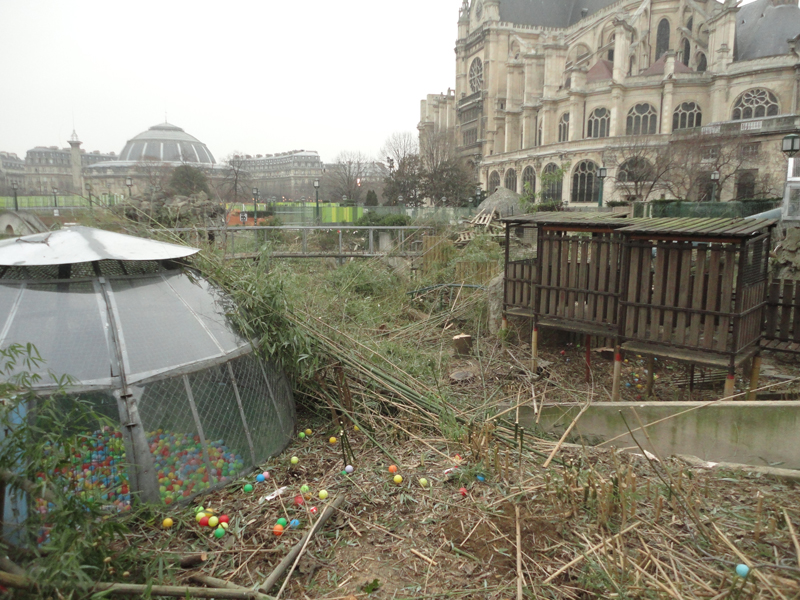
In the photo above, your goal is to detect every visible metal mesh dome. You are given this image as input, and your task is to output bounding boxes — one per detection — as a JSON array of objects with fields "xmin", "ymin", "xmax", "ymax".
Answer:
[{"xmin": 118, "ymin": 122, "xmax": 216, "ymax": 165}]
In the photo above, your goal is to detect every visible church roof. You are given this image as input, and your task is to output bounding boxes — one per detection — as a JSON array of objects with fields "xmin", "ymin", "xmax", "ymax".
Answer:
[
  {"xmin": 641, "ymin": 53, "xmax": 694, "ymax": 76},
  {"xmin": 736, "ymin": 0, "xmax": 800, "ymax": 61},
  {"xmin": 587, "ymin": 59, "xmax": 614, "ymax": 82},
  {"xmin": 497, "ymin": 0, "xmax": 620, "ymax": 28}
]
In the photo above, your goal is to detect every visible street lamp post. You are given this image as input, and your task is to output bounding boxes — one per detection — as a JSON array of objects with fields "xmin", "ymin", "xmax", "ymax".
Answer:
[
  {"xmin": 782, "ymin": 134, "xmax": 800, "ymax": 159},
  {"xmin": 597, "ymin": 167, "xmax": 608, "ymax": 207},
  {"xmin": 125, "ymin": 177, "xmax": 133, "ymax": 197},
  {"xmin": 11, "ymin": 182, "xmax": 18, "ymax": 212},
  {"xmin": 710, "ymin": 170, "xmax": 720, "ymax": 202},
  {"xmin": 52, "ymin": 187, "xmax": 59, "ymax": 216},
  {"xmin": 314, "ymin": 179, "xmax": 320, "ymax": 225},
  {"xmin": 252, "ymin": 187, "xmax": 259, "ymax": 225}
]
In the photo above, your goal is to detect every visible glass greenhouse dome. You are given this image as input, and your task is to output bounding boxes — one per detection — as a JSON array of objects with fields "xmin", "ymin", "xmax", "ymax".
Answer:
[{"xmin": 0, "ymin": 227, "xmax": 295, "ymax": 514}]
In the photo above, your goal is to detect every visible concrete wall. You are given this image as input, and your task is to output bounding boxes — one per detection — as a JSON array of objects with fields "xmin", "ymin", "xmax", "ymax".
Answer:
[{"xmin": 521, "ymin": 401, "xmax": 800, "ymax": 470}]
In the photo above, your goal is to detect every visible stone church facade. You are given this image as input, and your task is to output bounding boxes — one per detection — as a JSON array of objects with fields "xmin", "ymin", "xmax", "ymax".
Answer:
[{"xmin": 420, "ymin": 0, "xmax": 800, "ymax": 204}]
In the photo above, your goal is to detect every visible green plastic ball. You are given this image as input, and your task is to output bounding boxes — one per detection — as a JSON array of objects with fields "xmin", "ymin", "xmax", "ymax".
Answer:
[
  {"xmin": 244, "ymin": 484, "xmax": 254, "ymax": 493},
  {"xmin": 276, "ymin": 518, "xmax": 288, "ymax": 527},
  {"xmin": 298, "ymin": 432, "xmax": 306, "ymax": 439},
  {"xmin": 214, "ymin": 527, "xmax": 225, "ymax": 538},
  {"xmin": 300, "ymin": 485, "xmax": 310, "ymax": 494}
]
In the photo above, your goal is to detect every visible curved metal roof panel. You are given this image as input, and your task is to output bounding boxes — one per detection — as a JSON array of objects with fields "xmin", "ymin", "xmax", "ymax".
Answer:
[{"xmin": 0, "ymin": 226, "xmax": 198, "ymax": 266}]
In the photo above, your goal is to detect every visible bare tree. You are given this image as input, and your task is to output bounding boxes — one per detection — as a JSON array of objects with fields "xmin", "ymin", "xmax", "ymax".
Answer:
[
  {"xmin": 218, "ymin": 152, "xmax": 252, "ymax": 205},
  {"xmin": 381, "ymin": 132, "xmax": 422, "ymax": 206},
  {"xmin": 134, "ymin": 158, "xmax": 171, "ymax": 196},
  {"xmin": 329, "ymin": 151, "xmax": 368, "ymax": 204},
  {"xmin": 419, "ymin": 127, "xmax": 474, "ymax": 206},
  {"xmin": 606, "ymin": 136, "xmax": 678, "ymax": 203}
]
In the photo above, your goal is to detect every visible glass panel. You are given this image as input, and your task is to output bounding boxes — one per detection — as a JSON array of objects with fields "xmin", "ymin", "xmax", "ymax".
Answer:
[
  {"xmin": 180, "ymin": 143, "xmax": 198, "ymax": 163},
  {"xmin": 110, "ymin": 276, "xmax": 222, "ymax": 378},
  {"xmin": 143, "ymin": 142, "xmax": 161, "ymax": 161},
  {"xmin": 1, "ymin": 282, "xmax": 113, "ymax": 385},
  {"xmin": 163, "ymin": 143, "xmax": 180, "ymax": 162},
  {"xmin": 127, "ymin": 143, "xmax": 144, "ymax": 162},
  {"xmin": 194, "ymin": 145, "xmax": 211, "ymax": 164},
  {"xmin": 164, "ymin": 273, "xmax": 246, "ymax": 353}
]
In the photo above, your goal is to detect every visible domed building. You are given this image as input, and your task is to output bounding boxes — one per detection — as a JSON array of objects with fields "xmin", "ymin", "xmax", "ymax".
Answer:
[
  {"xmin": 84, "ymin": 122, "xmax": 223, "ymax": 197},
  {"xmin": 420, "ymin": 0, "xmax": 800, "ymax": 205}
]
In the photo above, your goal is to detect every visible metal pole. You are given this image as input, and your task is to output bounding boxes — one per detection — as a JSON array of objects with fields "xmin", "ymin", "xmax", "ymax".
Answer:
[
  {"xmin": 597, "ymin": 178, "xmax": 604, "ymax": 207},
  {"xmin": 53, "ymin": 190, "xmax": 58, "ymax": 209},
  {"xmin": 12, "ymin": 188, "xmax": 18, "ymax": 212},
  {"xmin": 711, "ymin": 181, "xmax": 718, "ymax": 203},
  {"xmin": 315, "ymin": 187, "xmax": 320, "ymax": 225}
]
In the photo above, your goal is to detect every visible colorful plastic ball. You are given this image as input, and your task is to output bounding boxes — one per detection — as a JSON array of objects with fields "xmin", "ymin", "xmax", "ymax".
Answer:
[
  {"xmin": 195, "ymin": 512, "xmax": 207, "ymax": 523},
  {"xmin": 319, "ymin": 490, "xmax": 329, "ymax": 500},
  {"xmin": 208, "ymin": 516, "xmax": 219, "ymax": 528},
  {"xmin": 353, "ymin": 425, "xmax": 360, "ymax": 432},
  {"xmin": 294, "ymin": 495, "xmax": 304, "ymax": 506},
  {"xmin": 262, "ymin": 471, "xmax": 270, "ymax": 480},
  {"xmin": 162, "ymin": 518, "xmax": 174, "ymax": 529},
  {"xmin": 305, "ymin": 429, "xmax": 312, "ymax": 436},
  {"xmin": 276, "ymin": 517, "xmax": 288, "ymax": 527},
  {"xmin": 256, "ymin": 474, "xmax": 265, "ymax": 483},
  {"xmin": 736, "ymin": 564, "xmax": 750, "ymax": 578},
  {"xmin": 289, "ymin": 519, "xmax": 300, "ymax": 529},
  {"xmin": 273, "ymin": 524, "xmax": 284, "ymax": 536},
  {"xmin": 244, "ymin": 484, "xmax": 254, "ymax": 493},
  {"xmin": 220, "ymin": 522, "xmax": 229, "ymax": 530},
  {"xmin": 199, "ymin": 516, "xmax": 210, "ymax": 527},
  {"xmin": 393, "ymin": 475, "xmax": 403, "ymax": 485},
  {"xmin": 459, "ymin": 487, "xmax": 468, "ymax": 497},
  {"xmin": 329, "ymin": 437, "xmax": 337, "ymax": 445},
  {"xmin": 290, "ymin": 456, "xmax": 299, "ymax": 465},
  {"xmin": 300, "ymin": 484, "xmax": 310, "ymax": 494},
  {"xmin": 388, "ymin": 465, "xmax": 398, "ymax": 474},
  {"xmin": 214, "ymin": 527, "xmax": 225, "ymax": 538},
  {"xmin": 298, "ymin": 432, "xmax": 306, "ymax": 439},
  {"xmin": 419, "ymin": 478, "xmax": 429, "ymax": 488},
  {"xmin": 476, "ymin": 474, "xmax": 486, "ymax": 482},
  {"xmin": 194, "ymin": 506, "xmax": 205, "ymax": 514},
  {"xmin": 204, "ymin": 508, "xmax": 215, "ymax": 515},
  {"xmin": 309, "ymin": 506, "xmax": 318, "ymax": 515},
  {"xmin": 345, "ymin": 465, "xmax": 354, "ymax": 474},
  {"xmin": 219, "ymin": 515, "xmax": 229, "ymax": 524}
]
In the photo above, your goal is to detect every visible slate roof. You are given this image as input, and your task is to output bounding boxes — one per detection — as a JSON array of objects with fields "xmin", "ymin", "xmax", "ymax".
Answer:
[
  {"xmin": 736, "ymin": 0, "xmax": 800, "ymax": 61},
  {"xmin": 587, "ymin": 59, "xmax": 614, "ymax": 82},
  {"xmin": 497, "ymin": 0, "xmax": 620, "ymax": 28},
  {"xmin": 641, "ymin": 53, "xmax": 694, "ymax": 76}
]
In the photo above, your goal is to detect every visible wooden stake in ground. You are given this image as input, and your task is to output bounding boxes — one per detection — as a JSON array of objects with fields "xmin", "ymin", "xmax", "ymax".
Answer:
[
  {"xmin": 515, "ymin": 504, "xmax": 523, "ymax": 600},
  {"xmin": 453, "ymin": 334, "xmax": 473, "ymax": 356}
]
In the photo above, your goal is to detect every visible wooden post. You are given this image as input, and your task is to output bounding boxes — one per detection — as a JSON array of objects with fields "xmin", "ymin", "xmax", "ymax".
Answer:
[
  {"xmin": 531, "ymin": 323, "xmax": 538, "ymax": 371},
  {"xmin": 611, "ymin": 346, "xmax": 622, "ymax": 401},
  {"xmin": 645, "ymin": 355, "xmax": 655, "ymax": 398},
  {"xmin": 723, "ymin": 369, "xmax": 736, "ymax": 399},
  {"xmin": 747, "ymin": 355, "xmax": 762, "ymax": 401},
  {"xmin": 688, "ymin": 364, "xmax": 695, "ymax": 397},
  {"xmin": 585, "ymin": 334, "xmax": 591, "ymax": 383}
]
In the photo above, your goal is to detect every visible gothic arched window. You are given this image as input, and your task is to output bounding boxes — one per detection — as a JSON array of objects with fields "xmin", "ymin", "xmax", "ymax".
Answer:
[
  {"xmin": 504, "ymin": 168, "xmax": 518, "ymax": 192},
  {"xmin": 489, "ymin": 170, "xmax": 500, "ymax": 192},
  {"xmin": 697, "ymin": 53, "xmax": 707, "ymax": 72},
  {"xmin": 618, "ymin": 157, "xmax": 654, "ymax": 183},
  {"xmin": 558, "ymin": 113, "xmax": 570, "ymax": 142},
  {"xmin": 682, "ymin": 38, "xmax": 691, "ymax": 66},
  {"xmin": 469, "ymin": 58, "xmax": 484, "ymax": 94},
  {"xmin": 522, "ymin": 166, "xmax": 535, "ymax": 195},
  {"xmin": 626, "ymin": 103, "xmax": 658, "ymax": 135},
  {"xmin": 572, "ymin": 161, "xmax": 599, "ymax": 203},
  {"xmin": 541, "ymin": 163, "xmax": 562, "ymax": 203},
  {"xmin": 587, "ymin": 108, "xmax": 610, "ymax": 138},
  {"xmin": 673, "ymin": 102, "xmax": 702, "ymax": 130},
  {"xmin": 732, "ymin": 88, "xmax": 779, "ymax": 120},
  {"xmin": 656, "ymin": 19, "xmax": 671, "ymax": 60}
]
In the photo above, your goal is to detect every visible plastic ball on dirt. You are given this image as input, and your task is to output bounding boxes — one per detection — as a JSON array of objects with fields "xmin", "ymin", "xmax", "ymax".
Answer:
[
  {"xmin": 214, "ymin": 527, "xmax": 225, "ymax": 538},
  {"xmin": 196, "ymin": 512, "xmax": 207, "ymax": 523},
  {"xmin": 162, "ymin": 518, "xmax": 174, "ymax": 529},
  {"xmin": 329, "ymin": 437, "xmax": 337, "ymax": 445},
  {"xmin": 393, "ymin": 475, "xmax": 403, "ymax": 485},
  {"xmin": 273, "ymin": 524, "xmax": 284, "ymax": 536},
  {"xmin": 476, "ymin": 474, "xmax": 486, "ymax": 482},
  {"xmin": 199, "ymin": 516, "xmax": 209, "ymax": 527},
  {"xmin": 244, "ymin": 484, "xmax": 254, "ymax": 493},
  {"xmin": 309, "ymin": 507, "xmax": 318, "ymax": 515},
  {"xmin": 300, "ymin": 484, "xmax": 310, "ymax": 494},
  {"xmin": 305, "ymin": 429, "xmax": 312, "ymax": 436},
  {"xmin": 459, "ymin": 487, "xmax": 468, "ymax": 496},
  {"xmin": 388, "ymin": 465, "xmax": 398, "ymax": 474},
  {"xmin": 345, "ymin": 465, "xmax": 354, "ymax": 474},
  {"xmin": 736, "ymin": 564, "xmax": 750, "ymax": 578},
  {"xmin": 290, "ymin": 519, "xmax": 300, "ymax": 529},
  {"xmin": 208, "ymin": 516, "xmax": 219, "ymax": 528},
  {"xmin": 262, "ymin": 471, "xmax": 270, "ymax": 480},
  {"xmin": 294, "ymin": 495, "xmax": 304, "ymax": 507},
  {"xmin": 298, "ymin": 432, "xmax": 306, "ymax": 440},
  {"xmin": 219, "ymin": 515, "xmax": 229, "ymax": 524},
  {"xmin": 290, "ymin": 456, "xmax": 299, "ymax": 465},
  {"xmin": 419, "ymin": 478, "xmax": 429, "ymax": 488},
  {"xmin": 319, "ymin": 490, "xmax": 329, "ymax": 500},
  {"xmin": 256, "ymin": 474, "xmax": 265, "ymax": 483},
  {"xmin": 276, "ymin": 518, "xmax": 288, "ymax": 527}
]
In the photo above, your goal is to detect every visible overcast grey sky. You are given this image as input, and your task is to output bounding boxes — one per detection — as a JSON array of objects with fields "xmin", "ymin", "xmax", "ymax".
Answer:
[
  {"xmin": 0, "ymin": 0, "xmax": 458, "ymax": 163},
  {"xmin": 1, "ymin": 0, "xmax": 754, "ymax": 164}
]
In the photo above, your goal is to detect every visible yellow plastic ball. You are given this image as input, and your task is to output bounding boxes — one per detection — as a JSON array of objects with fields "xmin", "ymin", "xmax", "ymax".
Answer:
[
  {"xmin": 319, "ymin": 490, "xmax": 329, "ymax": 500},
  {"xmin": 354, "ymin": 425, "xmax": 360, "ymax": 432},
  {"xmin": 305, "ymin": 428, "xmax": 312, "ymax": 436},
  {"xmin": 393, "ymin": 475, "xmax": 403, "ymax": 485},
  {"xmin": 162, "ymin": 518, "xmax": 174, "ymax": 529},
  {"xmin": 208, "ymin": 516, "xmax": 219, "ymax": 528},
  {"xmin": 329, "ymin": 437, "xmax": 337, "ymax": 444},
  {"xmin": 220, "ymin": 522, "xmax": 229, "ymax": 530},
  {"xmin": 204, "ymin": 508, "xmax": 214, "ymax": 515},
  {"xmin": 195, "ymin": 512, "xmax": 207, "ymax": 523}
]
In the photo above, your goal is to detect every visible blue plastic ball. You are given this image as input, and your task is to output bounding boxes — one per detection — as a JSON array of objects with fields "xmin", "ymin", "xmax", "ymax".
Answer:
[
  {"xmin": 289, "ymin": 519, "xmax": 300, "ymax": 529},
  {"xmin": 476, "ymin": 474, "xmax": 486, "ymax": 482},
  {"xmin": 256, "ymin": 474, "xmax": 265, "ymax": 483},
  {"xmin": 736, "ymin": 564, "xmax": 750, "ymax": 578}
]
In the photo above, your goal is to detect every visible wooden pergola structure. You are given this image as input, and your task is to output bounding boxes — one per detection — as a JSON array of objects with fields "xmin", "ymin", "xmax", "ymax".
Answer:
[{"xmin": 502, "ymin": 214, "xmax": 777, "ymax": 399}]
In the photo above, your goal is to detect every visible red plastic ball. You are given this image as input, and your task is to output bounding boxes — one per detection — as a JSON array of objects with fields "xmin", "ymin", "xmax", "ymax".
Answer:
[
  {"xmin": 199, "ymin": 516, "xmax": 209, "ymax": 527},
  {"xmin": 459, "ymin": 487, "xmax": 468, "ymax": 497},
  {"xmin": 294, "ymin": 495, "xmax": 304, "ymax": 506},
  {"xmin": 219, "ymin": 515, "xmax": 229, "ymax": 524},
  {"xmin": 273, "ymin": 524, "xmax": 284, "ymax": 536}
]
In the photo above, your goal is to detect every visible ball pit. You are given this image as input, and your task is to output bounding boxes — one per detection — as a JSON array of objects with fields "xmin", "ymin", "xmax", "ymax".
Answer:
[{"xmin": 45, "ymin": 426, "xmax": 246, "ymax": 512}]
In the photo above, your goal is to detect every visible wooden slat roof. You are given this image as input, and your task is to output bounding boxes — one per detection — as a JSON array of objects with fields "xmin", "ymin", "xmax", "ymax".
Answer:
[
  {"xmin": 500, "ymin": 214, "xmax": 776, "ymax": 238},
  {"xmin": 618, "ymin": 217, "xmax": 776, "ymax": 237}
]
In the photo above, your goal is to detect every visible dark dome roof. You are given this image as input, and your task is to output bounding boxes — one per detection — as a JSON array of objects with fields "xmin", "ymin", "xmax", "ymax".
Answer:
[
  {"xmin": 118, "ymin": 122, "xmax": 216, "ymax": 165},
  {"xmin": 736, "ymin": 0, "xmax": 800, "ymax": 61},
  {"xmin": 497, "ymin": 0, "xmax": 620, "ymax": 28}
]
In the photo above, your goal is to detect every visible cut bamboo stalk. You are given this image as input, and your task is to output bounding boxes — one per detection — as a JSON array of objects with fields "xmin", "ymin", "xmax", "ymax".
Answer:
[
  {"xmin": 259, "ymin": 495, "xmax": 345, "ymax": 595},
  {"xmin": 542, "ymin": 402, "xmax": 590, "ymax": 469},
  {"xmin": 784, "ymin": 508, "xmax": 800, "ymax": 570},
  {"xmin": 515, "ymin": 504, "xmax": 523, "ymax": 600},
  {"xmin": 189, "ymin": 575, "xmax": 274, "ymax": 600}
]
